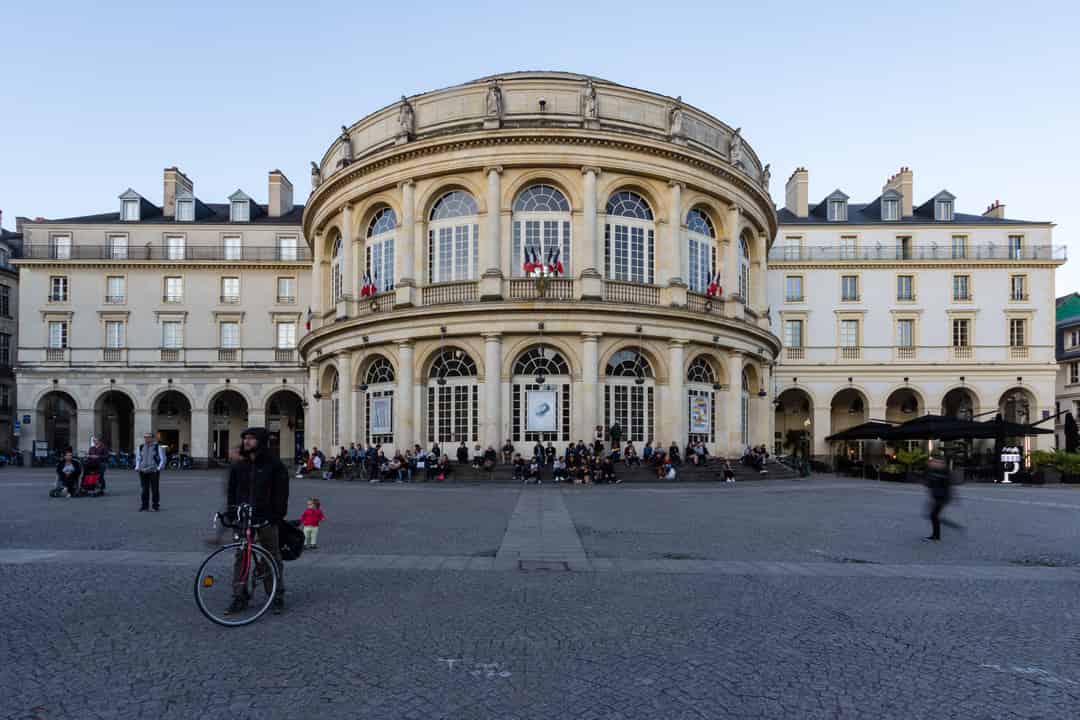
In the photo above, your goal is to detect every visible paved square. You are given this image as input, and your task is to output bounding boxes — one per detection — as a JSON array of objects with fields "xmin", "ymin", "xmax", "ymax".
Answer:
[{"xmin": 1, "ymin": 469, "xmax": 1078, "ymax": 719}]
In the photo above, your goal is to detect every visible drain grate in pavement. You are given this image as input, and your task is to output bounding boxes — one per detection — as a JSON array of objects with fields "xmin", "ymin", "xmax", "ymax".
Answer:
[{"xmin": 519, "ymin": 560, "xmax": 570, "ymax": 572}]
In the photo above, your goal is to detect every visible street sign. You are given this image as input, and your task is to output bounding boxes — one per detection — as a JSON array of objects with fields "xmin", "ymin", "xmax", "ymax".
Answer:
[{"xmin": 22, "ymin": 415, "xmax": 30, "ymax": 425}]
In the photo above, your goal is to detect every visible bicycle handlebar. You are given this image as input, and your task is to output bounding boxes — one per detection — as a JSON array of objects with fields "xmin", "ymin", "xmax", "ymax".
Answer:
[{"xmin": 215, "ymin": 503, "xmax": 272, "ymax": 530}]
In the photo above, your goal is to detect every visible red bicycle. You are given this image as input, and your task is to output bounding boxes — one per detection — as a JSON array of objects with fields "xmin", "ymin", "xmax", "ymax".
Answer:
[{"xmin": 193, "ymin": 503, "xmax": 279, "ymax": 627}]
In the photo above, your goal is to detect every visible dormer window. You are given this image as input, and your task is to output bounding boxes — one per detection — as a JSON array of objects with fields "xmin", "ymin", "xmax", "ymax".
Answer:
[
  {"xmin": 882, "ymin": 198, "xmax": 899, "ymax": 221},
  {"xmin": 828, "ymin": 199, "xmax": 847, "ymax": 221},
  {"xmin": 935, "ymin": 199, "xmax": 953, "ymax": 222},
  {"xmin": 230, "ymin": 200, "xmax": 250, "ymax": 222},
  {"xmin": 176, "ymin": 198, "xmax": 194, "ymax": 222},
  {"xmin": 122, "ymin": 199, "xmax": 139, "ymax": 221}
]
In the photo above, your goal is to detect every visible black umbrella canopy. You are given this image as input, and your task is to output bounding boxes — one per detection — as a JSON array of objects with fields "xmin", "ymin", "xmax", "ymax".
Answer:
[
  {"xmin": 886, "ymin": 414, "xmax": 995, "ymax": 441},
  {"xmin": 980, "ymin": 417, "xmax": 1053, "ymax": 437},
  {"xmin": 825, "ymin": 421, "xmax": 894, "ymax": 443},
  {"xmin": 1066, "ymin": 413, "xmax": 1079, "ymax": 452}
]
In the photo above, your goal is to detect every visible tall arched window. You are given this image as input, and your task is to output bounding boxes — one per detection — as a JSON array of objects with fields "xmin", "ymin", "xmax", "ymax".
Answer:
[
  {"xmin": 427, "ymin": 347, "xmax": 479, "ymax": 445},
  {"xmin": 363, "ymin": 356, "xmax": 396, "ymax": 447},
  {"xmin": 331, "ymin": 235, "xmax": 343, "ymax": 301},
  {"xmin": 366, "ymin": 207, "xmax": 396, "ymax": 294},
  {"xmin": 428, "ymin": 191, "xmax": 479, "ymax": 284},
  {"xmin": 686, "ymin": 208, "xmax": 716, "ymax": 293},
  {"xmin": 512, "ymin": 346, "xmax": 572, "ymax": 446},
  {"xmin": 325, "ymin": 367, "xmax": 341, "ymax": 448},
  {"xmin": 740, "ymin": 368, "xmax": 751, "ymax": 447},
  {"xmin": 686, "ymin": 355, "xmax": 717, "ymax": 447},
  {"xmin": 738, "ymin": 236, "xmax": 751, "ymax": 301},
  {"xmin": 604, "ymin": 191, "xmax": 655, "ymax": 285},
  {"xmin": 604, "ymin": 348, "xmax": 654, "ymax": 444},
  {"xmin": 512, "ymin": 184, "xmax": 571, "ymax": 277}
]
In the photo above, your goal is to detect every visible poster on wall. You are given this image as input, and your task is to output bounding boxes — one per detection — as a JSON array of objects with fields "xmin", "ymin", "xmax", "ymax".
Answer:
[
  {"xmin": 526, "ymin": 390, "xmax": 558, "ymax": 432},
  {"xmin": 689, "ymin": 395, "xmax": 711, "ymax": 435},
  {"xmin": 370, "ymin": 396, "xmax": 392, "ymax": 435}
]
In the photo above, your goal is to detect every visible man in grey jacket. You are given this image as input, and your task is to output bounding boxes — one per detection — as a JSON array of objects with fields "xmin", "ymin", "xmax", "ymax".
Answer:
[{"xmin": 136, "ymin": 432, "xmax": 167, "ymax": 511}]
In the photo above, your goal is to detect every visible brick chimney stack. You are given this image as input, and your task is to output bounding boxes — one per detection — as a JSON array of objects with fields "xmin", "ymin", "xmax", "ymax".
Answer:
[
  {"xmin": 883, "ymin": 166, "xmax": 914, "ymax": 217},
  {"xmin": 983, "ymin": 200, "xmax": 1006, "ymax": 219},
  {"xmin": 163, "ymin": 166, "xmax": 193, "ymax": 218},
  {"xmin": 784, "ymin": 167, "xmax": 809, "ymax": 218},
  {"xmin": 268, "ymin": 169, "xmax": 294, "ymax": 218}
]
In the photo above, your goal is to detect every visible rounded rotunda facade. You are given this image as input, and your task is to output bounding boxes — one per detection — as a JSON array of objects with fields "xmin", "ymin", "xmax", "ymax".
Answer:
[{"xmin": 299, "ymin": 72, "xmax": 779, "ymax": 457}]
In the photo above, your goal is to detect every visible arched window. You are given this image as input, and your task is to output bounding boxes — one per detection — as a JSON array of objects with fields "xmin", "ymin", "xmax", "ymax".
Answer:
[
  {"xmin": 324, "ymin": 367, "xmax": 340, "ymax": 447},
  {"xmin": 604, "ymin": 347, "xmax": 654, "ymax": 444},
  {"xmin": 331, "ymin": 235, "xmax": 343, "ymax": 301},
  {"xmin": 428, "ymin": 191, "xmax": 479, "ymax": 283},
  {"xmin": 604, "ymin": 191, "xmax": 655, "ymax": 285},
  {"xmin": 738, "ymin": 236, "xmax": 751, "ymax": 301},
  {"xmin": 366, "ymin": 207, "xmax": 396, "ymax": 294},
  {"xmin": 427, "ymin": 347, "xmax": 479, "ymax": 445},
  {"xmin": 686, "ymin": 209, "xmax": 716, "ymax": 294},
  {"xmin": 363, "ymin": 356, "xmax": 395, "ymax": 447},
  {"xmin": 687, "ymin": 355, "xmax": 717, "ymax": 446},
  {"xmin": 740, "ymin": 368, "xmax": 751, "ymax": 446},
  {"xmin": 512, "ymin": 346, "xmax": 572, "ymax": 445},
  {"xmin": 512, "ymin": 184, "xmax": 571, "ymax": 277}
]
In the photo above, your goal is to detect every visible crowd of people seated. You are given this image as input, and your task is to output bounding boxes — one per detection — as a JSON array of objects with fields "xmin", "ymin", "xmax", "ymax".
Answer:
[{"xmin": 740, "ymin": 444, "xmax": 770, "ymax": 474}]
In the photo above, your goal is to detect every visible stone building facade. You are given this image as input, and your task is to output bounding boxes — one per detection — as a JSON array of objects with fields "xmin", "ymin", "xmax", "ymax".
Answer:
[
  {"xmin": 769, "ymin": 167, "xmax": 1064, "ymax": 460},
  {"xmin": 299, "ymin": 72, "xmax": 779, "ymax": 457},
  {"xmin": 14, "ymin": 169, "xmax": 311, "ymax": 463},
  {"xmin": 0, "ymin": 211, "xmax": 20, "ymax": 451}
]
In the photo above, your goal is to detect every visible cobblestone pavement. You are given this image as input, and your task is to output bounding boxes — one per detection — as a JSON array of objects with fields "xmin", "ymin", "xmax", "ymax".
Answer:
[{"xmin": 1, "ymin": 468, "xmax": 1078, "ymax": 719}]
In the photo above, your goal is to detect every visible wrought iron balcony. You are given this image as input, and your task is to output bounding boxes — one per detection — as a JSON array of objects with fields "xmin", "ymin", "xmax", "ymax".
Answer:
[{"xmin": 20, "ymin": 244, "xmax": 312, "ymax": 262}]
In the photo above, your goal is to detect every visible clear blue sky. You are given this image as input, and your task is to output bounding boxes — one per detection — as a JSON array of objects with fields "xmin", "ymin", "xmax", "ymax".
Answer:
[{"xmin": 2, "ymin": 0, "xmax": 1077, "ymax": 288}]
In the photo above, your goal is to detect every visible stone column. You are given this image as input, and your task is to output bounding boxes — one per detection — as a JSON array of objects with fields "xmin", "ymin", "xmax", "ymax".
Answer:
[
  {"xmin": 481, "ymin": 167, "xmax": 503, "ymax": 300},
  {"xmin": 666, "ymin": 182, "xmax": 686, "ymax": 304},
  {"xmin": 190, "ymin": 408, "xmax": 209, "ymax": 466},
  {"xmin": 338, "ymin": 353, "xmax": 354, "ymax": 447},
  {"xmin": 723, "ymin": 205, "xmax": 743, "ymax": 320},
  {"xmin": 248, "ymin": 407, "xmax": 266, "ymax": 429},
  {"xmin": 76, "ymin": 408, "xmax": 94, "ymax": 454},
  {"xmin": 754, "ymin": 363, "xmax": 772, "ymax": 448},
  {"xmin": 722, "ymin": 350, "xmax": 744, "ymax": 456},
  {"xmin": 812, "ymin": 403, "xmax": 830, "ymax": 461},
  {"xmin": 754, "ymin": 231, "xmax": 769, "ymax": 313},
  {"xmin": 310, "ymin": 231, "xmax": 324, "ymax": 328},
  {"xmin": 395, "ymin": 179, "xmax": 416, "ymax": 307},
  {"xmin": 306, "ymin": 364, "xmax": 323, "ymax": 452},
  {"xmin": 341, "ymin": 205, "xmax": 355, "ymax": 312},
  {"xmin": 397, "ymin": 341, "xmax": 415, "ymax": 447},
  {"xmin": 668, "ymin": 340, "xmax": 687, "ymax": 449},
  {"xmin": 579, "ymin": 167, "xmax": 603, "ymax": 300},
  {"xmin": 134, "ymin": 408, "xmax": 152, "ymax": 442},
  {"xmin": 482, "ymin": 332, "xmax": 502, "ymax": 449},
  {"xmin": 581, "ymin": 332, "xmax": 601, "ymax": 438}
]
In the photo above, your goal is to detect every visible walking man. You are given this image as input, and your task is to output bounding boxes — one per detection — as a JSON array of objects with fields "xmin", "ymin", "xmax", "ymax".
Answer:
[
  {"xmin": 924, "ymin": 453, "xmax": 961, "ymax": 541},
  {"xmin": 136, "ymin": 432, "xmax": 166, "ymax": 511},
  {"xmin": 226, "ymin": 427, "xmax": 290, "ymax": 615}
]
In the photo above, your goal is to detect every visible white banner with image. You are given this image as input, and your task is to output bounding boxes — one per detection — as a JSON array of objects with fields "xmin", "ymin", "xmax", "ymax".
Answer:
[
  {"xmin": 369, "ymin": 396, "xmax": 392, "ymax": 435},
  {"xmin": 526, "ymin": 389, "xmax": 557, "ymax": 432},
  {"xmin": 689, "ymin": 395, "xmax": 711, "ymax": 435}
]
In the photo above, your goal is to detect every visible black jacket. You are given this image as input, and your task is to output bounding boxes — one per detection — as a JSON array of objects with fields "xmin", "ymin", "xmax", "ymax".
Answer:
[
  {"xmin": 227, "ymin": 427, "xmax": 289, "ymax": 522},
  {"xmin": 926, "ymin": 460, "xmax": 952, "ymax": 501},
  {"xmin": 56, "ymin": 457, "xmax": 83, "ymax": 483}
]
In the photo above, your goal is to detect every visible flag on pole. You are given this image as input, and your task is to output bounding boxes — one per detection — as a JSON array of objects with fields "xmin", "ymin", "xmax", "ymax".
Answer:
[
  {"xmin": 305, "ymin": 306, "xmax": 313, "ymax": 330},
  {"xmin": 706, "ymin": 270, "xmax": 721, "ymax": 297},
  {"xmin": 545, "ymin": 246, "xmax": 564, "ymax": 276}
]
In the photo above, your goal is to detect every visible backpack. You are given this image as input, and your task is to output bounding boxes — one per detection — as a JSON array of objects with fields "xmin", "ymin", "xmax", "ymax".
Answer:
[{"xmin": 277, "ymin": 519, "xmax": 305, "ymax": 562}]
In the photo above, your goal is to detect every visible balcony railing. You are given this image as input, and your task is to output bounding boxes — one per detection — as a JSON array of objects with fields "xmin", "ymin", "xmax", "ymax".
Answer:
[
  {"xmin": 20, "ymin": 244, "xmax": 313, "ymax": 262},
  {"xmin": 508, "ymin": 278, "xmax": 574, "ymax": 301},
  {"xmin": 1010, "ymin": 345, "xmax": 1030, "ymax": 360},
  {"xmin": 218, "ymin": 348, "xmax": 240, "ymax": 362},
  {"xmin": 785, "ymin": 295, "xmax": 805, "ymax": 303},
  {"xmin": 45, "ymin": 347, "xmax": 68, "ymax": 362},
  {"xmin": 102, "ymin": 348, "xmax": 125, "ymax": 362},
  {"xmin": 104, "ymin": 295, "xmax": 126, "ymax": 304},
  {"xmin": 276, "ymin": 295, "xmax": 296, "ymax": 305},
  {"xmin": 604, "ymin": 280, "xmax": 660, "ymax": 306},
  {"xmin": 1010, "ymin": 293, "xmax": 1030, "ymax": 302},
  {"xmin": 785, "ymin": 347, "xmax": 805, "ymax": 360},
  {"xmin": 275, "ymin": 348, "xmax": 296, "ymax": 363},
  {"xmin": 161, "ymin": 348, "xmax": 181, "ymax": 362},
  {"xmin": 357, "ymin": 292, "xmax": 396, "ymax": 314},
  {"xmin": 219, "ymin": 295, "xmax": 241, "ymax": 304},
  {"xmin": 839, "ymin": 346, "xmax": 862, "ymax": 360},
  {"xmin": 896, "ymin": 346, "xmax": 917, "ymax": 360},
  {"xmin": 686, "ymin": 292, "xmax": 723, "ymax": 315},
  {"xmin": 162, "ymin": 295, "xmax": 183, "ymax": 304},
  {"xmin": 769, "ymin": 244, "xmax": 1067, "ymax": 262},
  {"xmin": 952, "ymin": 346, "xmax": 973, "ymax": 360},
  {"xmin": 422, "ymin": 281, "xmax": 478, "ymax": 306}
]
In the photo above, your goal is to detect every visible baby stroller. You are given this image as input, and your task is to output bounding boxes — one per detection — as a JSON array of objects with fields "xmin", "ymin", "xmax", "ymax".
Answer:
[{"xmin": 76, "ymin": 468, "xmax": 105, "ymax": 497}]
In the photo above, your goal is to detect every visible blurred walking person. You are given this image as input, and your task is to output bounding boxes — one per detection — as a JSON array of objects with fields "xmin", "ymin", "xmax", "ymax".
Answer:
[{"xmin": 924, "ymin": 453, "xmax": 962, "ymax": 542}]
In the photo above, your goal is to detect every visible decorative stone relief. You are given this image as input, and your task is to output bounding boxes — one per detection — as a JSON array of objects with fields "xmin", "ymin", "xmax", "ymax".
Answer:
[
  {"xmin": 396, "ymin": 96, "xmax": 415, "ymax": 145},
  {"xmin": 728, "ymin": 128, "xmax": 744, "ymax": 169},
  {"xmin": 761, "ymin": 164, "xmax": 771, "ymax": 192},
  {"xmin": 338, "ymin": 125, "xmax": 353, "ymax": 167},
  {"xmin": 310, "ymin": 161, "xmax": 321, "ymax": 190},
  {"xmin": 583, "ymin": 79, "xmax": 598, "ymax": 120}
]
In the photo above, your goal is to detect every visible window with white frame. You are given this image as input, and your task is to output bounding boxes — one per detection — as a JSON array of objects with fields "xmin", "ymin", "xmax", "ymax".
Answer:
[
  {"xmin": 331, "ymin": 235, "xmax": 343, "ymax": 301},
  {"xmin": 277, "ymin": 235, "xmax": 298, "ymax": 261},
  {"xmin": 952, "ymin": 319, "xmax": 970, "ymax": 347},
  {"xmin": 896, "ymin": 275, "xmax": 914, "ymax": 301},
  {"xmin": 49, "ymin": 276, "xmax": 69, "ymax": 302},
  {"xmin": 176, "ymin": 198, "xmax": 194, "ymax": 222},
  {"xmin": 223, "ymin": 235, "xmax": 241, "ymax": 260},
  {"xmin": 897, "ymin": 319, "xmax": 914, "ymax": 348},
  {"xmin": 951, "ymin": 235, "xmax": 967, "ymax": 259},
  {"xmin": 221, "ymin": 277, "xmax": 240, "ymax": 303},
  {"xmin": 841, "ymin": 275, "xmax": 859, "ymax": 301},
  {"xmin": 895, "ymin": 236, "xmax": 912, "ymax": 260},
  {"xmin": 166, "ymin": 235, "xmax": 185, "ymax": 260},
  {"xmin": 220, "ymin": 321, "xmax": 240, "ymax": 349},
  {"xmin": 365, "ymin": 356, "xmax": 397, "ymax": 446},
  {"xmin": 1070, "ymin": 362, "xmax": 1079, "ymax": 385},
  {"xmin": 685, "ymin": 208, "xmax": 715, "ymax": 293},
  {"xmin": 1009, "ymin": 318, "xmax": 1027, "ymax": 347},
  {"xmin": 784, "ymin": 276, "xmax": 803, "ymax": 302},
  {"xmin": 0, "ymin": 333, "xmax": 10, "ymax": 365},
  {"xmin": 51, "ymin": 234, "xmax": 71, "ymax": 260},
  {"xmin": 122, "ymin": 199, "xmax": 140, "ymax": 221},
  {"xmin": 48, "ymin": 321, "xmax": 68, "ymax": 349},
  {"xmin": 161, "ymin": 321, "xmax": 183, "ymax": 348},
  {"xmin": 828, "ymin": 199, "xmax": 847, "ymax": 221},
  {"xmin": 1010, "ymin": 275, "xmax": 1027, "ymax": 301},
  {"xmin": 366, "ymin": 207, "xmax": 397, "ymax": 293},
  {"xmin": 738, "ymin": 237, "xmax": 751, "ymax": 301},
  {"xmin": 512, "ymin": 185, "xmax": 572, "ymax": 279},
  {"xmin": 230, "ymin": 200, "xmax": 249, "ymax": 223},
  {"xmin": 276, "ymin": 277, "xmax": 296, "ymax": 304},
  {"xmin": 0, "ymin": 285, "xmax": 8, "ymax": 317},
  {"xmin": 953, "ymin": 274, "xmax": 970, "ymax": 301},
  {"xmin": 1070, "ymin": 329, "xmax": 1080, "ymax": 348},
  {"xmin": 428, "ymin": 191, "xmax": 480, "ymax": 283},
  {"xmin": 604, "ymin": 191, "xmax": 655, "ymax": 285},
  {"xmin": 783, "ymin": 235, "xmax": 801, "ymax": 261},
  {"xmin": 426, "ymin": 347, "xmax": 480, "ymax": 445},
  {"xmin": 882, "ymin": 198, "xmax": 900, "ymax": 221},
  {"xmin": 840, "ymin": 319, "xmax": 859, "ymax": 347},
  {"xmin": 784, "ymin": 319, "xmax": 803, "ymax": 348},
  {"xmin": 935, "ymin": 200, "xmax": 953, "ymax": 221},
  {"xmin": 1009, "ymin": 235, "xmax": 1023, "ymax": 259},
  {"xmin": 164, "ymin": 276, "xmax": 183, "ymax": 303},
  {"xmin": 840, "ymin": 236, "xmax": 857, "ymax": 259},
  {"xmin": 106, "ymin": 276, "xmax": 126, "ymax": 303},
  {"xmin": 105, "ymin": 321, "xmax": 125, "ymax": 349},
  {"xmin": 108, "ymin": 234, "xmax": 128, "ymax": 259},
  {"xmin": 276, "ymin": 322, "xmax": 296, "ymax": 349}
]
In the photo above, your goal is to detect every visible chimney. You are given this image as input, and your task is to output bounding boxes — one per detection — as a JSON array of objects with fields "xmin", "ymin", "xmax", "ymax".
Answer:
[
  {"xmin": 784, "ymin": 167, "xmax": 809, "ymax": 218},
  {"xmin": 162, "ymin": 166, "xmax": 193, "ymax": 218},
  {"xmin": 983, "ymin": 200, "xmax": 1006, "ymax": 219},
  {"xmin": 268, "ymin": 169, "xmax": 294, "ymax": 218},
  {"xmin": 883, "ymin": 166, "xmax": 913, "ymax": 217}
]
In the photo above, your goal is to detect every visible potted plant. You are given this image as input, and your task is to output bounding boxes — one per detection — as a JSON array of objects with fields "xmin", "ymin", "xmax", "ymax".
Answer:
[
  {"xmin": 879, "ymin": 462, "xmax": 906, "ymax": 482},
  {"xmin": 1028, "ymin": 450, "xmax": 1057, "ymax": 484},
  {"xmin": 1055, "ymin": 451, "xmax": 1080, "ymax": 484},
  {"xmin": 895, "ymin": 447, "xmax": 929, "ymax": 483}
]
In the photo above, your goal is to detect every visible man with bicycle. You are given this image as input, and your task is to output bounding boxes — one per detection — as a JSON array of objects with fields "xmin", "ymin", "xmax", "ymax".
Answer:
[{"xmin": 225, "ymin": 427, "xmax": 290, "ymax": 616}]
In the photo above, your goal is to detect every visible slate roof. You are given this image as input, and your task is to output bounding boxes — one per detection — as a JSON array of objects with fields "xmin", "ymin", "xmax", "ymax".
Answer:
[
  {"xmin": 1056, "ymin": 293, "xmax": 1080, "ymax": 325},
  {"xmin": 778, "ymin": 197, "xmax": 1047, "ymax": 226},
  {"xmin": 37, "ymin": 203, "xmax": 305, "ymax": 226}
]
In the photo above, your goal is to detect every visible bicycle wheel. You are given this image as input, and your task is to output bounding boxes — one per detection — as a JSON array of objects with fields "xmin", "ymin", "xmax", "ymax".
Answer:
[{"xmin": 194, "ymin": 542, "xmax": 278, "ymax": 627}]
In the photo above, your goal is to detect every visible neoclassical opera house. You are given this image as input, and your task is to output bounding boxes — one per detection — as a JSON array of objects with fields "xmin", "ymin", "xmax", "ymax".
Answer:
[{"xmin": 299, "ymin": 72, "xmax": 778, "ymax": 456}]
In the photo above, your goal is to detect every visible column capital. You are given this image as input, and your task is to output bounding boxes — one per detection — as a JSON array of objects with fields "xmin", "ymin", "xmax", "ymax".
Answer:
[
  {"xmin": 581, "ymin": 331, "xmax": 602, "ymax": 341},
  {"xmin": 395, "ymin": 338, "xmax": 414, "ymax": 349},
  {"xmin": 342, "ymin": 202, "xmax": 354, "ymax": 213},
  {"xmin": 484, "ymin": 165, "xmax": 504, "ymax": 175},
  {"xmin": 668, "ymin": 179, "xmax": 686, "ymax": 189},
  {"xmin": 668, "ymin": 338, "xmax": 689, "ymax": 348},
  {"xmin": 398, "ymin": 178, "xmax": 415, "ymax": 189},
  {"xmin": 581, "ymin": 165, "xmax": 602, "ymax": 176},
  {"xmin": 480, "ymin": 331, "xmax": 502, "ymax": 340}
]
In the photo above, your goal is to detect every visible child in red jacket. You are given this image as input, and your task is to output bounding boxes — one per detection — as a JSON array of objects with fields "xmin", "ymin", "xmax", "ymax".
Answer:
[{"xmin": 300, "ymin": 497, "xmax": 326, "ymax": 550}]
